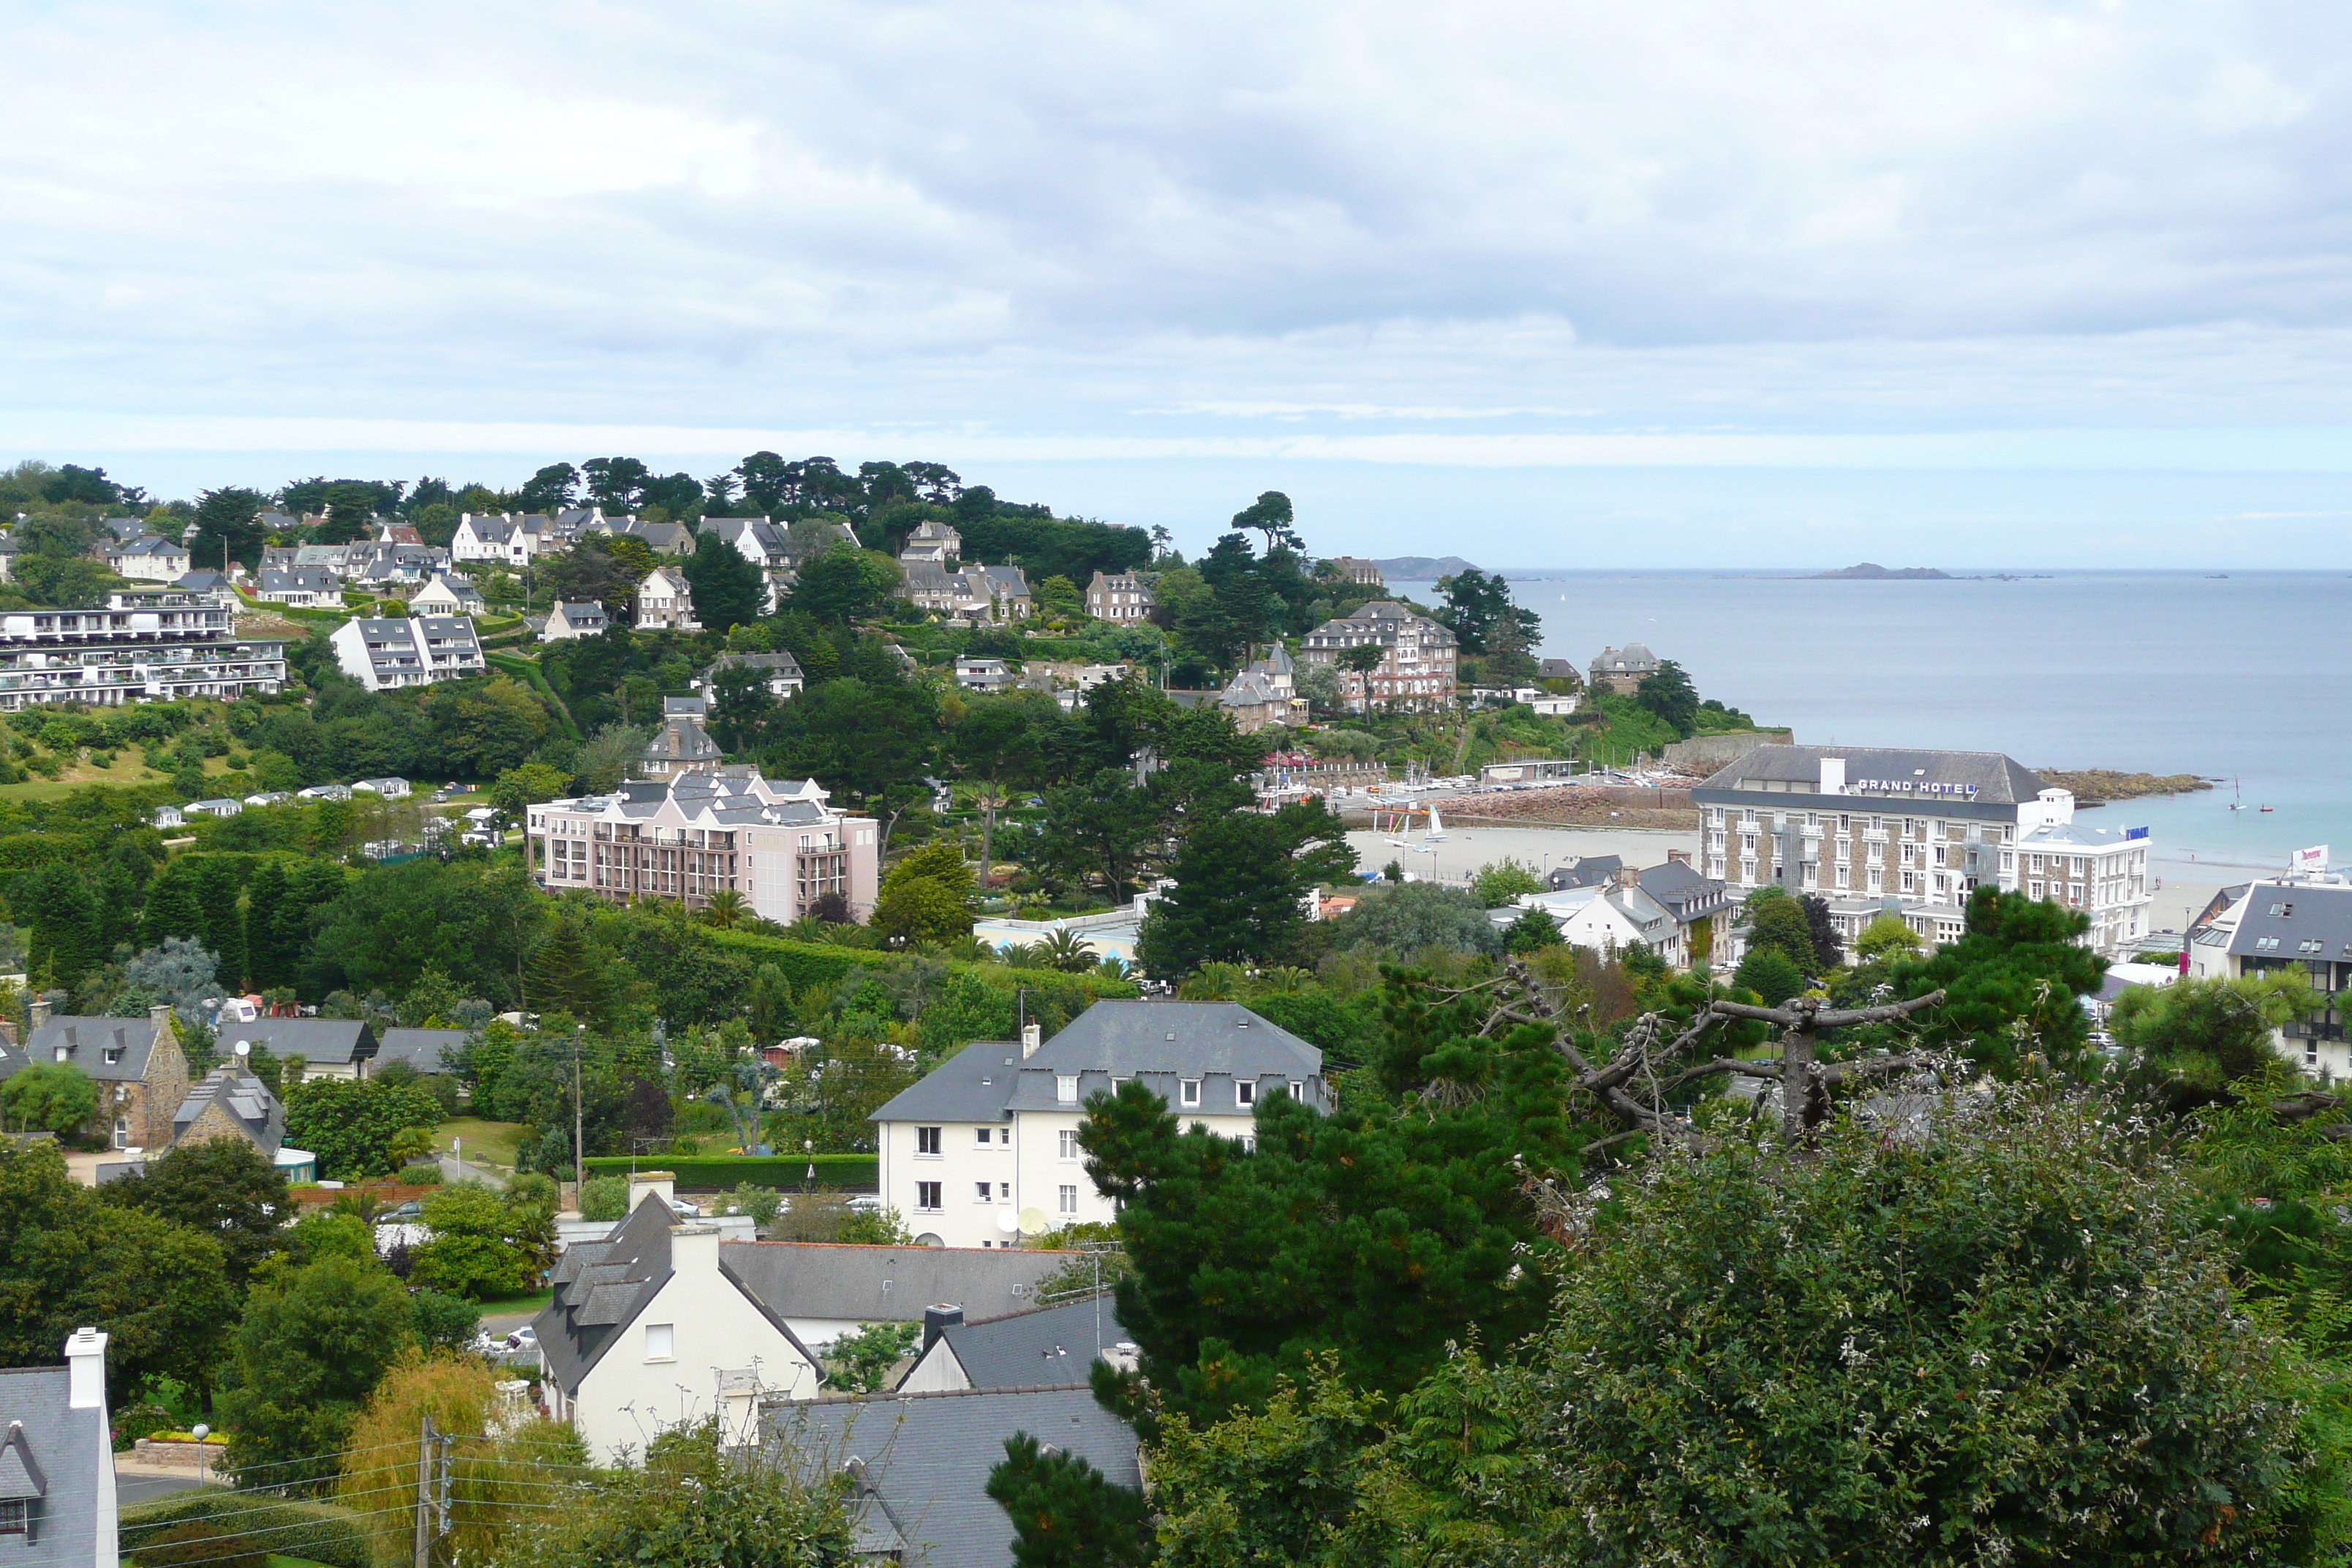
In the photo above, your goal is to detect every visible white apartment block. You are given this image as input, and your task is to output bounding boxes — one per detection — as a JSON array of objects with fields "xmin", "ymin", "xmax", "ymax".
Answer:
[
  {"xmin": 0, "ymin": 592, "xmax": 285, "ymax": 712},
  {"xmin": 328, "ymin": 615, "xmax": 486, "ymax": 691},
  {"xmin": 872, "ymin": 1001, "xmax": 1327, "ymax": 1250},
  {"xmin": 1694, "ymin": 746, "xmax": 2154, "ymax": 958},
  {"xmin": 527, "ymin": 769, "xmax": 879, "ymax": 921}
]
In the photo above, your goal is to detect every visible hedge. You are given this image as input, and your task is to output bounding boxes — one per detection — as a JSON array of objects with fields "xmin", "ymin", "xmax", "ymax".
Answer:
[
  {"xmin": 581, "ymin": 1153, "xmax": 878, "ymax": 1190},
  {"xmin": 121, "ymin": 1490, "xmax": 374, "ymax": 1568}
]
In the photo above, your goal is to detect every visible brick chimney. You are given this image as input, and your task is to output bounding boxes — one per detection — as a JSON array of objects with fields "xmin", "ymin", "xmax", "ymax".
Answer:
[{"xmin": 29, "ymin": 998, "xmax": 48, "ymax": 1032}]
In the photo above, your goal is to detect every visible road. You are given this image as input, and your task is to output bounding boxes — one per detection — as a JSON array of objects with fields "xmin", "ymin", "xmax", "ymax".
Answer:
[
  {"xmin": 1345, "ymin": 822, "xmax": 1701, "ymax": 887},
  {"xmin": 114, "ymin": 1466, "xmax": 217, "ymax": 1506},
  {"xmin": 439, "ymin": 1153, "xmax": 508, "ymax": 1189}
]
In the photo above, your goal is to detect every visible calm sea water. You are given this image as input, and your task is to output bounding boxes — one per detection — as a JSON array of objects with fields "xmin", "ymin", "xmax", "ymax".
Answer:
[{"xmin": 1390, "ymin": 570, "xmax": 2352, "ymax": 880}]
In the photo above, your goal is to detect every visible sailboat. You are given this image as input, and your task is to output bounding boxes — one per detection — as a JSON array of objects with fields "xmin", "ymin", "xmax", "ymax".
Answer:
[
  {"xmin": 2228, "ymin": 778, "xmax": 2244, "ymax": 812},
  {"xmin": 1423, "ymin": 804, "xmax": 1447, "ymax": 842}
]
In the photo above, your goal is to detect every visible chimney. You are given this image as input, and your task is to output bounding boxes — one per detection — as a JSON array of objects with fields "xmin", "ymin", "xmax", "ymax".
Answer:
[
  {"xmin": 670, "ymin": 1223, "xmax": 719, "ymax": 1281},
  {"xmin": 1019, "ymin": 1023, "xmax": 1042, "ymax": 1058},
  {"xmin": 630, "ymin": 1172, "xmax": 676, "ymax": 1215},
  {"xmin": 65, "ymin": 1326, "xmax": 107, "ymax": 1409},
  {"xmin": 29, "ymin": 998, "xmax": 48, "ymax": 1032},
  {"xmin": 150, "ymin": 1003, "xmax": 175, "ymax": 1034},
  {"xmin": 1667, "ymin": 848, "xmax": 1691, "ymax": 866},
  {"xmin": 922, "ymin": 1304, "xmax": 964, "ymax": 1352}
]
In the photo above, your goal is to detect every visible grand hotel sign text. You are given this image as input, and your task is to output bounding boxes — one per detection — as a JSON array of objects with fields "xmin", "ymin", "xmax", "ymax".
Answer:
[{"xmin": 1849, "ymin": 779, "xmax": 1979, "ymax": 797}]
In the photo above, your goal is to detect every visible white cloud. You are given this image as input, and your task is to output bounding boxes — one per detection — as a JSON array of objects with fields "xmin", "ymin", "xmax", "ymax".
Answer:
[{"xmin": 6, "ymin": 0, "xmax": 2352, "ymax": 559}]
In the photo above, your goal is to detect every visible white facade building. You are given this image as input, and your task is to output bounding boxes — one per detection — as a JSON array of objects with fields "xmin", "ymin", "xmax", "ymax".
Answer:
[
  {"xmin": 872, "ymin": 1002, "xmax": 1326, "ymax": 1250},
  {"xmin": 105, "ymin": 535, "xmax": 192, "ymax": 581},
  {"xmin": 536, "ymin": 1194, "xmax": 822, "ymax": 1460},
  {"xmin": 633, "ymin": 566, "xmax": 700, "ymax": 631},
  {"xmin": 410, "ymin": 573, "xmax": 486, "ymax": 615},
  {"xmin": 541, "ymin": 600, "xmax": 608, "ymax": 641},
  {"xmin": 1694, "ymin": 745, "xmax": 2154, "ymax": 958},
  {"xmin": 2189, "ymin": 875, "xmax": 2352, "ymax": 1079},
  {"xmin": 0, "ymin": 592, "xmax": 284, "ymax": 712},
  {"xmin": 328, "ymin": 615, "xmax": 486, "ymax": 691},
  {"xmin": 451, "ymin": 513, "xmax": 555, "ymax": 568},
  {"xmin": 527, "ymin": 769, "xmax": 879, "ymax": 920}
]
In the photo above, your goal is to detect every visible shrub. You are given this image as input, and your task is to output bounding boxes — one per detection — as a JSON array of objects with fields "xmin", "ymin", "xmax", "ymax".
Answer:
[
  {"xmin": 120, "ymin": 1493, "xmax": 372, "ymax": 1568},
  {"xmin": 397, "ymin": 1161, "xmax": 445, "ymax": 1186},
  {"xmin": 131, "ymin": 1520, "xmax": 265, "ymax": 1568},
  {"xmin": 578, "ymin": 1174, "xmax": 629, "ymax": 1223},
  {"xmin": 726, "ymin": 1183, "xmax": 784, "ymax": 1226}
]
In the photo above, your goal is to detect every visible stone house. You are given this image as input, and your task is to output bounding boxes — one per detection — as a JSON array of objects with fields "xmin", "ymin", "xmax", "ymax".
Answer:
[
  {"xmin": 1587, "ymin": 643, "xmax": 1661, "ymax": 695},
  {"xmin": 0, "ymin": 1006, "xmax": 189, "ymax": 1152}
]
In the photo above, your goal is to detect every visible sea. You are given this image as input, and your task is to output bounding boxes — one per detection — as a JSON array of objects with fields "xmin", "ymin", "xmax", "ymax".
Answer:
[{"xmin": 1387, "ymin": 570, "xmax": 2351, "ymax": 889}]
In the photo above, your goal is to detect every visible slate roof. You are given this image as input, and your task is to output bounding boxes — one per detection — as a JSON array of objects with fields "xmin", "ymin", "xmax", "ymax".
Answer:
[
  {"xmin": 374, "ymin": 1028, "xmax": 470, "ymax": 1077},
  {"xmin": 214, "ymin": 1018, "xmax": 377, "ymax": 1068},
  {"xmin": 1695, "ymin": 745, "xmax": 2048, "ymax": 806},
  {"xmin": 537, "ymin": 1198, "xmax": 816, "ymax": 1392},
  {"xmin": 870, "ymin": 1040, "xmax": 1023, "ymax": 1123},
  {"xmin": 719, "ymin": 1241, "xmax": 1072, "ymax": 1324},
  {"xmin": 2, "ymin": 1016, "xmax": 169, "ymax": 1085},
  {"xmin": 0, "ymin": 1360, "xmax": 107, "ymax": 1562},
  {"xmin": 913, "ymin": 1297, "xmax": 1130, "ymax": 1392},
  {"xmin": 259, "ymin": 567, "xmax": 339, "ymax": 595},
  {"xmin": 1550, "ymin": 855, "xmax": 1621, "ymax": 890},
  {"xmin": 173, "ymin": 1066, "xmax": 284, "ymax": 1153},
  {"xmin": 2226, "ymin": 882, "xmax": 2352, "ymax": 961},
  {"xmin": 1636, "ymin": 859, "xmax": 1728, "ymax": 918},
  {"xmin": 643, "ymin": 715, "xmax": 723, "ymax": 766},
  {"xmin": 766, "ymin": 1385, "xmax": 1142, "ymax": 1568}
]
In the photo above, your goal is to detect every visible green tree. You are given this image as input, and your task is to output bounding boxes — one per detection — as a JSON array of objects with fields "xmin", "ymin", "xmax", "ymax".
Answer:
[
  {"xmin": 1524, "ymin": 1081, "xmax": 2327, "ymax": 1563},
  {"xmin": 1431, "ymin": 566, "xmax": 1529, "ymax": 655},
  {"xmin": 217, "ymin": 1256, "xmax": 418, "ymax": 1492},
  {"xmin": 1633, "ymin": 657, "xmax": 1700, "ymax": 737},
  {"xmin": 2114, "ymin": 970, "xmax": 2318, "ymax": 1105},
  {"xmin": 494, "ymin": 1417, "xmax": 849, "ymax": 1563},
  {"xmin": 873, "ymin": 843, "xmax": 980, "ymax": 948},
  {"xmin": 787, "ymin": 543, "xmax": 899, "ymax": 624},
  {"xmin": 1502, "ymin": 905, "xmax": 1564, "ymax": 954},
  {"xmin": 284, "ymin": 1077, "xmax": 445, "ymax": 1179},
  {"xmin": 0, "ymin": 1140, "xmax": 237, "ymax": 1392},
  {"xmin": 141, "ymin": 859, "xmax": 206, "ymax": 949},
  {"xmin": 0, "ymin": 1061, "xmax": 97, "ymax": 1136},
  {"xmin": 1741, "ymin": 885, "xmax": 1819, "ymax": 970},
  {"xmin": 191, "ymin": 856, "xmax": 249, "ymax": 990},
  {"xmin": 1853, "ymin": 911, "xmax": 1924, "ymax": 962},
  {"xmin": 410, "ymin": 1182, "xmax": 534, "ymax": 1299},
  {"xmin": 1470, "ymin": 859, "xmax": 1544, "ymax": 908},
  {"xmin": 1893, "ymin": 887, "xmax": 2106, "ymax": 1077},
  {"xmin": 18, "ymin": 862, "xmax": 100, "ymax": 987},
  {"xmin": 986, "ymin": 1432, "xmax": 1153, "ymax": 1568},
  {"xmin": 1036, "ymin": 769, "xmax": 1162, "ymax": 899},
  {"xmin": 1732, "ymin": 943, "xmax": 1806, "ymax": 1006},
  {"xmin": 190, "ymin": 487, "xmax": 269, "ymax": 572},
  {"xmin": 1135, "ymin": 801, "xmax": 1356, "ymax": 978},
  {"xmin": 101, "ymin": 1134, "xmax": 289, "ymax": 1286},
  {"xmin": 821, "ymin": 1320, "xmax": 921, "ymax": 1392},
  {"xmin": 491, "ymin": 761, "xmax": 571, "ymax": 818},
  {"xmin": 1322, "ymin": 882, "xmax": 1499, "ymax": 959}
]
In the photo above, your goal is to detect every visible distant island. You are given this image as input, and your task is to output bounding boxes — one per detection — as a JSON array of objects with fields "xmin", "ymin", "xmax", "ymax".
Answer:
[
  {"xmin": 1814, "ymin": 562, "xmax": 1953, "ymax": 580},
  {"xmin": 1371, "ymin": 555, "xmax": 1479, "ymax": 580}
]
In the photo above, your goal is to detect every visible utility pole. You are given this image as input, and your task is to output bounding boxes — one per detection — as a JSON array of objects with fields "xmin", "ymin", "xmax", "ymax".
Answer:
[
  {"xmin": 414, "ymin": 1415, "xmax": 436, "ymax": 1568},
  {"xmin": 572, "ymin": 1024, "xmax": 587, "ymax": 1196}
]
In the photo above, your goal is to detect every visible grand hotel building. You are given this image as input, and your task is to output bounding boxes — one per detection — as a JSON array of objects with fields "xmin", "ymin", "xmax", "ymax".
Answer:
[{"xmin": 1693, "ymin": 745, "xmax": 2153, "ymax": 958}]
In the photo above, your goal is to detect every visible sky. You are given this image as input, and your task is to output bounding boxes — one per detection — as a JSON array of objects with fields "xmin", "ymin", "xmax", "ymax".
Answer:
[{"xmin": 7, "ymin": 0, "xmax": 2352, "ymax": 566}]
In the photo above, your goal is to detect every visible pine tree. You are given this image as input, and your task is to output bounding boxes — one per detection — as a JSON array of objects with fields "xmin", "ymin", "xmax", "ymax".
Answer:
[
  {"xmin": 192, "ymin": 857, "xmax": 249, "ymax": 991},
  {"xmin": 244, "ymin": 860, "xmax": 291, "ymax": 989},
  {"xmin": 17, "ymin": 865, "xmax": 99, "ymax": 990},
  {"xmin": 984, "ymin": 1433, "xmax": 1152, "ymax": 1568},
  {"xmin": 524, "ymin": 907, "xmax": 611, "ymax": 1023},
  {"xmin": 94, "ymin": 859, "xmax": 143, "ymax": 959},
  {"xmin": 141, "ymin": 860, "xmax": 206, "ymax": 948}
]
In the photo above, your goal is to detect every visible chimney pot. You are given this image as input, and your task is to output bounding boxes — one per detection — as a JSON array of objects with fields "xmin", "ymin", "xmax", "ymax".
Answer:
[
  {"xmin": 29, "ymin": 998, "xmax": 49, "ymax": 1030},
  {"xmin": 150, "ymin": 1003, "xmax": 174, "ymax": 1030},
  {"xmin": 1019, "ymin": 1023, "xmax": 1042, "ymax": 1058},
  {"xmin": 64, "ymin": 1326, "xmax": 108, "ymax": 1410}
]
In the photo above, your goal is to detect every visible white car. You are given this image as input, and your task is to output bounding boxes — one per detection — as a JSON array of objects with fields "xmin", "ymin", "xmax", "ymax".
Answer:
[
  {"xmin": 845, "ymin": 1194, "xmax": 885, "ymax": 1214},
  {"xmin": 503, "ymin": 1326, "xmax": 539, "ymax": 1353}
]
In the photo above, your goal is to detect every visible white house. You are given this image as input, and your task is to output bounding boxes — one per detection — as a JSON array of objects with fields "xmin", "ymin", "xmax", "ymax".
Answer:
[
  {"xmin": 256, "ymin": 566, "xmax": 340, "ymax": 607},
  {"xmin": 541, "ymin": 601, "xmax": 609, "ymax": 641},
  {"xmin": 535, "ymin": 1193, "xmax": 823, "ymax": 1459},
  {"xmin": 632, "ymin": 566, "xmax": 699, "ymax": 632},
  {"xmin": 411, "ymin": 574, "xmax": 486, "ymax": 615},
  {"xmin": 105, "ymin": 535, "xmax": 191, "ymax": 582},
  {"xmin": 871, "ymin": 1001, "xmax": 1327, "ymax": 1249},
  {"xmin": 697, "ymin": 651, "xmax": 804, "ymax": 702},
  {"xmin": 328, "ymin": 616, "xmax": 486, "ymax": 691},
  {"xmin": 352, "ymin": 777, "xmax": 411, "ymax": 799},
  {"xmin": 451, "ymin": 513, "xmax": 554, "ymax": 569},
  {"xmin": 185, "ymin": 797, "xmax": 243, "ymax": 819},
  {"xmin": 2188, "ymin": 875, "xmax": 2352, "ymax": 1079},
  {"xmin": 0, "ymin": 1328, "xmax": 118, "ymax": 1568}
]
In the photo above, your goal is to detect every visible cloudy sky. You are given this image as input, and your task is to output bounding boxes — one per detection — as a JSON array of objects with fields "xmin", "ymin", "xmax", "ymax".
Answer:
[{"xmin": 7, "ymin": 0, "xmax": 2351, "ymax": 565}]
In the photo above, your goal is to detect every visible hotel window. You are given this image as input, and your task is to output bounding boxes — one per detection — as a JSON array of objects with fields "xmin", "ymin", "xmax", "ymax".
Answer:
[
  {"xmin": 1059, "ymin": 1130, "xmax": 1080, "ymax": 1160},
  {"xmin": 1180, "ymin": 1079, "xmax": 1201, "ymax": 1107},
  {"xmin": 1058, "ymin": 1184, "xmax": 1079, "ymax": 1215},
  {"xmin": 1837, "ymin": 814, "xmax": 1850, "ymax": 831},
  {"xmin": 975, "ymin": 1127, "xmax": 992, "ymax": 1146},
  {"xmin": 2030, "ymin": 881, "xmax": 2044, "ymax": 899},
  {"xmin": 974, "ymin": 1182, "xmax": 994, "ymax": 1203},
  {"xmin": 916, "ymin": 1182, "xmax": 942, "ymax": 1211},
  {"xmin": 916, "ymin": 1126, "xmax": 942, "ymax": 1156}
]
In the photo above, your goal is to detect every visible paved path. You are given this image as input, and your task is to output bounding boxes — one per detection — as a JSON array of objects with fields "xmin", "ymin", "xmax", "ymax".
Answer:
[
  {"xmin": 114, "ymin": 1466, "xmax": 218, "ymax": 1506},
  {"xmin": 440, "ymin": 1153, "xmax": 508, "ymax": 1189}
]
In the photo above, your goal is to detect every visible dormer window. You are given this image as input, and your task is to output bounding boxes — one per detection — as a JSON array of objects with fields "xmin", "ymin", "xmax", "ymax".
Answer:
[
  {"xmin": 105, "ymin": 1047, "xmax": 124, "ymax": 1065},
  {"xmin": 1180, "ymin": 1079, "xmax": 1201, "ymax": 1107},
  {"xmin": 1237, "ymin": 1081, "xmax": 1255, "ymax": 1107},
  {"xmin": 1056, "ymin": 1075, "xmax": 1079, "ymax": 1104}
]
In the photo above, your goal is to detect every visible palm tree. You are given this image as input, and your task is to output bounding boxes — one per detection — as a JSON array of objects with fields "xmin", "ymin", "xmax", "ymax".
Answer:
[
  {"xmin": 701, "ymin": 887, "xmax": 747, "ymax": 929},
  {"xmin": 1039, "ymin": 929, "xmax": 1096, "ymax": 973}
]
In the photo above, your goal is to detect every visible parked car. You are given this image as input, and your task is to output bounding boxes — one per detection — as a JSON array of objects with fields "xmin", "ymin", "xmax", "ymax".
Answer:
[
  {"xmin": 385, "ymin": 1199, "xmax": 425, "ymax": 1221},
  {"xmin": 845, "ymin": 1194, "xmax": 885, "ymax": 1214},
  {"xmin": 504, "ymin": 1326, "xmax": 538, "ymax": 1353}
]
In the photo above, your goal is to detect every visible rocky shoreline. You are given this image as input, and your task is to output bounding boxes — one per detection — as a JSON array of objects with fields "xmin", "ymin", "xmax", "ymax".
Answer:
[{"xmin": 2035, "ymin": 769, "xmax": 2213, "ymax": 803}]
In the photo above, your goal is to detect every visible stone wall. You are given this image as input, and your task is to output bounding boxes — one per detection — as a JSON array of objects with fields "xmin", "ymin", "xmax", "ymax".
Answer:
[{"xmin": 1662, "ymin": 730, "xmax": 1794, "ymax": 774}]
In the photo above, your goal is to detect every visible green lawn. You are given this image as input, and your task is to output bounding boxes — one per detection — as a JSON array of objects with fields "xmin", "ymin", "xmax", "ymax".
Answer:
[
  {"xmin": 478, "ymin": 1286, "xmax": 554, "ymax": 1316},
  {"xmin": 439, "ymin": 1117, "xmax": 526, "ymax": 1170}
]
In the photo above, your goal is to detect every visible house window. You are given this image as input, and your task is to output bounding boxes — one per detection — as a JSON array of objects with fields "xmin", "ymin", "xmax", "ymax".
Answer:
[
  {"xmin": 644, "ymin": 1323, "xmax": 675, "ymax": 1361},
  {"xmin": 1058, "ymin": 1130, "xmax": 1079, "ymax": 1161},
  {"xmin": 0, "ymin": 1499, "xmax": 26, "ymax": 1537},
  {"xmin": 113, "ymin": 1117, "xmax": 129, "ymax": 1150},
  {"xmin": 974, "ymin": 1127, "xmax": 992, "ymax": 1146},
  {"xmin": 916, "ymin": 1182, "xmax": 943, "ymax": 1211},
  {"xmin": 1058, "ymin": 1184, "xmax": 1079, "ymax": 1215},
  {"xmin": 1180, "ymin": 1079, "xmax": 1201, "ymax": 1107},
  {"xmin": 974, "ymin": 1182, "xmax": 994, "ymax": 1203},
  {"xmin": 1237, "ymin": 1081, "xmax": 1255, "ymax": 1107},
  {"xmin": 916, "ymin": 1126, "xmax": 941, "ymax": 1156},
  {"xmin": 1056, "ymin": 1075, "xmax": 1079, "ymax": 1104}
]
